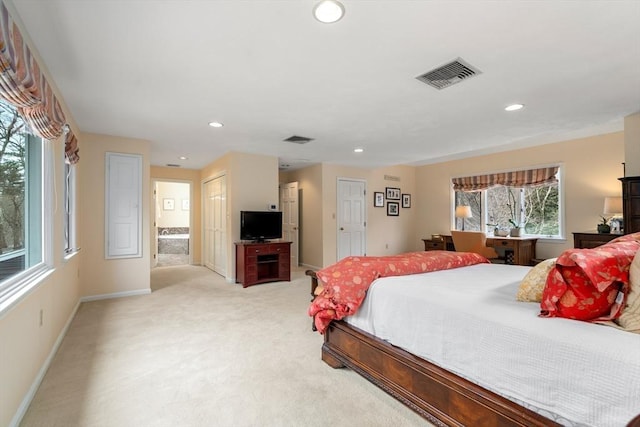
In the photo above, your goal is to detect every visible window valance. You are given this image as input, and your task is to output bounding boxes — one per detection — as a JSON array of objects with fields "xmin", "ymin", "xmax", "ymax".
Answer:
[
  {"xmin": 65, "ymin": 131, "xmax": 79, "ymax": 164},
  {"xmin": 0, "ymin": 2, "xmax": 79, "ymax": 164},
  {"xmin": 452, "ymin": 166, "xmax": 559, "ymax": 192}
]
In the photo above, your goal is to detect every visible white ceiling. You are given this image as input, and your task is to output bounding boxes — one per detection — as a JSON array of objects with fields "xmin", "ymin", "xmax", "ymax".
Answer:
[{"xmin": 9, "ymin": 0, "xmax": 640, "ymax": 171}]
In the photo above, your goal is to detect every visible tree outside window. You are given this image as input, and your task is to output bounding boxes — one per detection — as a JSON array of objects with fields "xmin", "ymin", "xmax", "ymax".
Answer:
[
  {"xmin": 454, "ymin": 170, "xmax": 561, "ymax": 238},
  {"xmin": 0, "ymin": 102, "xmax": 25, "ymax": 256}
]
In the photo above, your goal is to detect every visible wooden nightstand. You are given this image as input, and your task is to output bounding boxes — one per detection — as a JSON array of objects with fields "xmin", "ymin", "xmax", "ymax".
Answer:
[
  {"xmin": 422, "ymin": 238, "xmax": 445, "ymax": 251},
  {"xmin": 572, "ymin": 231, "xmax": 622, "ymax": 249}
]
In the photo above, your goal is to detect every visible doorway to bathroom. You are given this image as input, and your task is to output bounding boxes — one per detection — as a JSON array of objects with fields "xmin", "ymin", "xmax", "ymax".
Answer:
[{"xmin": 154, "ymin": 180, "xmax": 191, "ymax": 267}]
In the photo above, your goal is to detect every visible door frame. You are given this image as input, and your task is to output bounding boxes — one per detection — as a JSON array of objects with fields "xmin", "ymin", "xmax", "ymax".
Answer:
[
  {"xmin": 336, "ymin": 177, "xmax": 367, "ymax": 260},
  {"xmin": 151, "ymin": 178, "xmax": 193, "ymax": 267},
  {"xmin": 201, "ymin": 171, "xmax": 228, "ymax": 279},
  {"xmin": 280, "ymin": 181, "xmax": 299, "ymax": 267}
]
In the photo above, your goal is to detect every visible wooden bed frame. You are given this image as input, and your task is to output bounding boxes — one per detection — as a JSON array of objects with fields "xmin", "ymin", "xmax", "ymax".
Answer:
[{"xmin": 306, "ymin": 271, "xmax": 640, "ymax": 427}]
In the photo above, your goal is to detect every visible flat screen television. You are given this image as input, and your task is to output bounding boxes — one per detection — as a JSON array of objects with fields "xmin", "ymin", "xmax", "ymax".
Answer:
[{"xmin": 240, "ymin": 211, "xmax": 283, "ymax": 242}]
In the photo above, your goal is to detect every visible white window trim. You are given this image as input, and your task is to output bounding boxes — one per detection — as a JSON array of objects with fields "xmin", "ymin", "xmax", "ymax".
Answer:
[
  {"xmin": 0, "ymin": 139, "xmax": 54, "ymax": 317},
  {"xmin": 63, "ymin": 161, "xmax": 79, "ymax": 260},
  {"xmin": 450, "ymin": 163, "xmax": 565, "ymax": 240}
]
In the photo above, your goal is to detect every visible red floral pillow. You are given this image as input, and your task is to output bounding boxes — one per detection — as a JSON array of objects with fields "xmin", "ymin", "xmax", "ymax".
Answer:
[
  {"xmin": 606, "ymin": 231, "xmax": 640, "ymax": 245},
  {"xmin": 540, "ymin": 240, "xmax": 640, "ymax": 321}
]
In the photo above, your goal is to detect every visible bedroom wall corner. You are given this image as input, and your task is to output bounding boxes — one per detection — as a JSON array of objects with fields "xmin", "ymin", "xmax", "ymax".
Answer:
[
  {"xmin": 279, "ymin": 164, "xmax": 323, "ymax": 269},
  {"xmin": 414, "ymin": 132, "xmax": 624, "ymax": 260},
  {"xmin": 320, "ymin": 163, "xmax": 417, "ymax": 267},
  {"xmin": 151, "ymin": 166, "xmax": 202, "ymax": 265},
  {"xmin": 624, "ymin": 112, "xmax": 640, "ymax": 176},
  {"xmin": 79, "ymin": 133, "xmax": 151, "ymax": 298}
]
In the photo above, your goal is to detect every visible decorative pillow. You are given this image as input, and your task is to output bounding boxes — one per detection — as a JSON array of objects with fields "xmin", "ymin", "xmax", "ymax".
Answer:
[
  {"xmin": 540, "ymin": 240, "xmax": 640, "ymax": 321},
  {"xmin": 516, "ymin": 258, "xmax": 557, "ymax": 302},
  {"xmin": 607, "ymin": 231, "xmax": 640, "ymax": 245},
  {"xmin": 616, "ymin": 249, "xmax": 640, "ymax": 333}
]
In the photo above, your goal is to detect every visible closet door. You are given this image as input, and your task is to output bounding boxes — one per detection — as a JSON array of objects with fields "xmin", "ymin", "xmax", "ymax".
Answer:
[
  {"xmin": 105, "ymin": 152, "xmax": 142, "ymax": 259},
  {"xmin": 203, "ymin": 175, "xmax": 227, "ymax": 276}
]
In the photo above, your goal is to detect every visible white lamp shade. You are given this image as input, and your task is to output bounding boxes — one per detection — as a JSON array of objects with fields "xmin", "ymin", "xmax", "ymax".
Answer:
[
  {"xmin": 455, "ymin": 205, "xmax": 472, "ymax": 219},
  {"xmin": 604, "ymin": 196, "xmax": 623, "ymax": 215}
]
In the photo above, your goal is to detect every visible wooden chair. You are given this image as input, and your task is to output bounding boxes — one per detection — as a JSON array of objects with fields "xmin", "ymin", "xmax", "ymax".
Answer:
[{"xmin": 450, "ymin": 230, "xmax": 499, "ymax": 260}]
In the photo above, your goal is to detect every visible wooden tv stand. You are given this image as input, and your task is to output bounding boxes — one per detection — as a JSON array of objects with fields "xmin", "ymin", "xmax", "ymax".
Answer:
[{"xmin": 235, "ymin": 241, "xmax": 291, "ymax": 288}]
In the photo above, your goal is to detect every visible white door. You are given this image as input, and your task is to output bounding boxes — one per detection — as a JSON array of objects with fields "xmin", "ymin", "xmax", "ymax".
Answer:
[
  {"xmin": 105, "ymin": 152, "xmax": 142, "ymax": 259},
  {"xmin": 280, "ymin": 181, "xmax": 299, "ymax": 267},
  {"xmin": 337, "ymin": 178, "xmax": 366, "ymax": 260},
  {"xmin": 151, "ymin": 182, "xmax": 158, "ymax": 267},
  {"xmin": 204, "ymin": 175, "xmax": 227, "ymax": 275}
]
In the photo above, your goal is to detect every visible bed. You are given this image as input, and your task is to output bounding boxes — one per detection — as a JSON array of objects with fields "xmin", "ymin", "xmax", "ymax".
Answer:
[{"xmin": 307, "ymin": 246, "xmax": 640, "ymax": 427}]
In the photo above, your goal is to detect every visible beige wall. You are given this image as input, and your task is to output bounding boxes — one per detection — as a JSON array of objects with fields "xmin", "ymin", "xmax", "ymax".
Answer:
[
  {"xmin": 280, "ymin": 164, "xmax": 323, "ymax": 269},
  {"xmin": 624, "ymin": 112, "xmax": 640, "ymax": 177},
  {"xmin": 151, "ymin": 166, "xmax": 202, "ymax": 265},
  {"xmin": 415, "ymin": 132, "xmax": 625, "ymax": 259},
  {"xmin": 200, "ymin": 152, "xmax": 279, "ymax": 280},
  {"xmin": 80, "ymin": 133, "xmax": 151, "ymax": 297},
  {"xmin": 0, "ymin": 136, "xmax": 82, "ymax": 427},
  {"xmin": 286, "ymin": 163, "xmax": 417, "ymax": 267},
  {"xmin": 156, "ymin": 182, "xmax": 190, "ymax": 228}
]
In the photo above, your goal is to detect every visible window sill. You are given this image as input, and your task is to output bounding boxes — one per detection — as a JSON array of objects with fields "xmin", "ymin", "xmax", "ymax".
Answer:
[
  {"xmin": 63, "ymin": 248, "xmax": 81, "ymax": 262},
  {"xmin": 0, "ymin": 266, "xmax": 55, "ymax": 318}
]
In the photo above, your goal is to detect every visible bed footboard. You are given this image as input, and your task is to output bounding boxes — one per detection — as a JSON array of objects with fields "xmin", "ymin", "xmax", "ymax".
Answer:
[{"xmin": 323, "ymin": 320, "xmax": 560, "ymax": 427}]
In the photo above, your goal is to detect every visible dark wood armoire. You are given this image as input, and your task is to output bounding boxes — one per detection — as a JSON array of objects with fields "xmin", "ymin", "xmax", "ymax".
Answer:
[{"xmin": 620, "ymin": 176, "xmax": 640, "ymax": 234}]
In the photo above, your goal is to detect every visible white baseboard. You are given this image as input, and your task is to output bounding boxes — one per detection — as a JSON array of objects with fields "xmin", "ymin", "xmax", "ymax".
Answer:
[
  {"xmin": 300, "ymin": 262, "xmax": 321, "ymax": 271},
  {"xmin": 10, "ymin": 299, "xmax": 81, "ymax": 427},
  {"xmin": 80, "ymin": 288, "xmax": 151, "ymax": 302}
]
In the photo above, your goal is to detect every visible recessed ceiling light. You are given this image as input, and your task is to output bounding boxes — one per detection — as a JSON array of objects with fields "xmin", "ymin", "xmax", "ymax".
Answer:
[
  {"xmin": 179, "ymin": 156, "xmax": 188, "ymax": 160},
  {"xmin": 505, "ymin": 104, "xmax": 524, "ymax": 111},
  {"xmin": 313, "ymin": 0, "xmax": 345, "ymax": 23},
  {"xmin": 354, "ymin": 147, "xmax": 364, "ymax": 153},
  {"xmin": 208, "ymin": 121, "xmax": 224, "ymax": 128}
]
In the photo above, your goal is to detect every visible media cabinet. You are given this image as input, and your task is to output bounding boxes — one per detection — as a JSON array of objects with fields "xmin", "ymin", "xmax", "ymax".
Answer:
[{"xmin": 235, "ymin": 241, "xmax": 291, "ymax": 288}]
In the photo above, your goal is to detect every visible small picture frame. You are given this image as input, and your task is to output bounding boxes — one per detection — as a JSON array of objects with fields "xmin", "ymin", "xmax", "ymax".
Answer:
[
  {"xmin": 181, "ymin": 199, "xmax": 190, "ymax": 211},
  {"xmin": 387, "ymin": 201, "xmax": 399, "ymax": 216},
  {"xmin": 402, "ymin": 193, "xmax": 411, "ymax": 208},
  {"xmin": 373, "ymin": 192, "xmax": 384, "ymax": 207},
  {"xmin": 385, "ymin": 187, "xmax": 401, "ymax": 200},
  {"xmin": 163, "ymin": 198, "xmax": 174, "ymax": 211}
]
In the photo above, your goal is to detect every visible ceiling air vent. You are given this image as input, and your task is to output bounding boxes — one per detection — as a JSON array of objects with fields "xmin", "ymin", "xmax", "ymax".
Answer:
[
  {"xmin": 166, "ymin": 163, "xmax": 181, "ymax": 167},
  {"xmin": 416, "ymin": 57, "xmax": 481, "ymax": 90},
  {"xmin": 283, "ymin": 135, "xmax": 314, "ymax": 144}
]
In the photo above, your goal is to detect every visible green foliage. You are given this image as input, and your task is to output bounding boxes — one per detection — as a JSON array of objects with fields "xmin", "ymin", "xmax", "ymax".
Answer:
[
  {"xmin": 465, "ymin": 182, "xmax": 560, "ymax": 236},
  {"xmin": 0, "ymin": 100, "xmax": 26, "ymax": 251}
]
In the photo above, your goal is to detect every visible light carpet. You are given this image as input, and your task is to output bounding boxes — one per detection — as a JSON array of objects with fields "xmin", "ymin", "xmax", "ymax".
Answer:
[{"xmin": 20, "ymin": 266, "xmax": 431, "ymax": 427}]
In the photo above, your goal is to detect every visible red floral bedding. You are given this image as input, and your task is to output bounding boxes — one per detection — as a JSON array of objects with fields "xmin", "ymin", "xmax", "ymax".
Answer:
[
  {"xmin": 308, "ymin": 251, "xmax": 489, "ymax": 333},
  {"xmin": 540, "ymin": 240, "xmax": 640, "ymax": 321}
]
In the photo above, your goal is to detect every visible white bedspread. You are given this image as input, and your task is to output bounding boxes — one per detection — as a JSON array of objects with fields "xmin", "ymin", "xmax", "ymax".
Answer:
[{"xmin": 345, "ymin": 263, "xmax": 640, "ymax": 427}]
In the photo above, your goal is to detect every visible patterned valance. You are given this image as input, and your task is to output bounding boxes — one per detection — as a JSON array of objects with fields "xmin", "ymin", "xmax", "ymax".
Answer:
[
  {"xmin": 452, "ymin": 166, "xmax": 559, "ymax": 192},
  {"xmin": 65, "ymin": 131, "xmax": 79, "ymax": 164},
  {"xmin": 0, "ymin": 1, "xmax": 78, "ymax": 163}
]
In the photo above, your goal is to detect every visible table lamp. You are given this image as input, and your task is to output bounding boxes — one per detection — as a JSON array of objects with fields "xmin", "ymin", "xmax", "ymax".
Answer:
[{"xmin": 455, "ymin": 205, "xmax": 472, "ymax": 231}]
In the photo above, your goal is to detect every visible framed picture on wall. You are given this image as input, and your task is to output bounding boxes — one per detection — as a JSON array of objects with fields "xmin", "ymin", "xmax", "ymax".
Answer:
[
  {"xmin": 374, "ymin": 192, "xmax": 384, "ymax": 207},
  {"xmin": 387, "ymin": 202, "xmax": 399, "ymax": 216},
  {"xmin": 181, "ymin": 199, "xmax": 190, "ymax": 210},
  {"xmin": 402, "ymin": 193, "xmax": 411, "ymax": 208},
  {"xmin": 385, "ymin": 187, "xmax": 401, "ymax": 200},
  {"xmin": 163, "ymin": 198, "xmax": 174, "ymax": 210}
]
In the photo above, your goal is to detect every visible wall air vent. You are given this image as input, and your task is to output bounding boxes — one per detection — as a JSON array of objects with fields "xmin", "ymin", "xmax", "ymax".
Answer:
[
  {"xmin": 416, "ymin": 57, "xmax": 482, "ymax": 90},
  {"xmin": 283, "ymin": 135, "xmax": 314, "ymax": 144}
]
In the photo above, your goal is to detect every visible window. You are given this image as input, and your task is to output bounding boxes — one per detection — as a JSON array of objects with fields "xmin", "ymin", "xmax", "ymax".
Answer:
[
  {"xmin": 454, "ymin": 191, "xmax": 481, "ymax": 231},
  {"xmin": 453, "ymin": 166, "xmax": 562, "ymax": 239},
  {"xmin": 64, "ymin": 161, "xmax": 77, "ymax": 256},
  {"xmin": 0, "ymin": 100, "xmax": 51, "ymax": 310}
]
